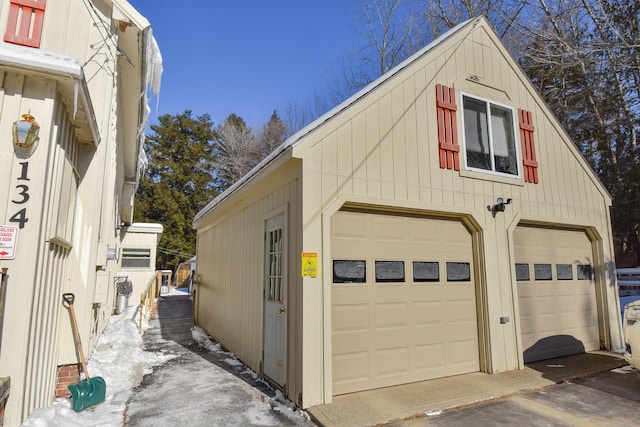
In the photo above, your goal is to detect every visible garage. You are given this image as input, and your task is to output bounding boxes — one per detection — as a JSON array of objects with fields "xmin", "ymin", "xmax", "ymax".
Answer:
[
  {"xmin": 331, "ymin": 211, "xmax": 480, "ymax": 395},
  {"xmin": 514, "ymin": 226, "xmax": 600, "ymax": 363}
]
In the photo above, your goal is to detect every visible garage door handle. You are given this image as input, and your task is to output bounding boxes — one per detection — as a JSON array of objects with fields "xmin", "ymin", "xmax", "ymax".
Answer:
[{"xmin": 278, "ymin": 308, "xmax": 285, "ymax": 314}]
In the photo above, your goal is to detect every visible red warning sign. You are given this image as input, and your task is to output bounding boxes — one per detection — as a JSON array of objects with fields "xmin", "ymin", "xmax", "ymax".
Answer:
[{"xmin": 0, "ymin": 225, "xmax": 18, "ymax": 260}]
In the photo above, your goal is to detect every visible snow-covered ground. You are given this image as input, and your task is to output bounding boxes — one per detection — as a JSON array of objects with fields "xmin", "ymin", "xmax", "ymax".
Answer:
[
  {"xmin": 22, "ymin": 302, "xmax": 172, "ymax": 426},
  {"xmin": 21, "ymin": 288, "xmax": 309, "ymax": 426}
]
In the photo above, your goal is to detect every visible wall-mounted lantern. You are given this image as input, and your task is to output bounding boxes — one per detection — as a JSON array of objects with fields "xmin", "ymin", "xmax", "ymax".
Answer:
[
  {"xmin": 487, "ymin": 197, "xmax": 512, "ymax": 217},
  {"xmin": 13, "ymin": 113, "xmax": 40, "ymax": 148}
]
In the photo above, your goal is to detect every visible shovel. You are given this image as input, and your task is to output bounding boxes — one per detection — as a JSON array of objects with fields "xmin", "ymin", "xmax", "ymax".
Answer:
[{"xmin": 62, "ymin": 293, "xmax": 106, "ymax": 411}]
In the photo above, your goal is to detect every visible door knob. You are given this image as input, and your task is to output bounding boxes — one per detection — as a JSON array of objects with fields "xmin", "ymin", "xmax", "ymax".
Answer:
[{"xmin": 278, "ymin": 308, "xmax": 285, "ymax": 314}]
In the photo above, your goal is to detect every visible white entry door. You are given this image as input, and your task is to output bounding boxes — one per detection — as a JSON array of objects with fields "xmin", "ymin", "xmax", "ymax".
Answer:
[{"xmin": 263, "ymin": 214, "xmax": 287, "ymax": 387}]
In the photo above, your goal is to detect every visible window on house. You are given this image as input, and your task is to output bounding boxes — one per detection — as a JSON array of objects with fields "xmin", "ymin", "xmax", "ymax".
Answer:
[
  {"xmin": 462, "ymin": 94, "xmax": 518, "ymax": 176},
  {"xmin": 267, "ymin": 226, "xmax": 284, "ymax": 301},
  {"xmin": 121, "ymin": 248, "xmax": 151, "ymax": 268}
]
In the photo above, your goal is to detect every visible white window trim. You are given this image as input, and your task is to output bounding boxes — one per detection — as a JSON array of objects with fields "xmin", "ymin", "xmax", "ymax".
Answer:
[
  {"xmin": 121, "ymin": 247, "xmax": 152, "ymax": 269},
  {"xmin": 459, "ymin": 91, "xmax": 521, "ymax": 180}
]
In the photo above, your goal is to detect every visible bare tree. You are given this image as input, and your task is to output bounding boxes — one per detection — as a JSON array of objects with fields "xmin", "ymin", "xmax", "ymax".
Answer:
[
  {"xmin": 211, "ymin": 114, "xmax": 256, "ymax": 189},
  {"xmin": 356, "ymin": 0, "xmax": 419, "ymax": 77}
]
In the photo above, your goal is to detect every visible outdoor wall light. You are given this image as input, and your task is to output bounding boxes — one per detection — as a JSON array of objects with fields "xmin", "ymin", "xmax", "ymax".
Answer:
[
  {"xmin": 13, "ymin": 113, "xmax": 40, "ymax": 148},
  {"xmin": 487, "ymin": 197, "xmax": 512, "ymax": 217}
]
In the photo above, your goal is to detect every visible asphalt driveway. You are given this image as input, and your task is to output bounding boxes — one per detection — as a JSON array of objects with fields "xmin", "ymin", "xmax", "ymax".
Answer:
[{"xmin": 385, "ymin": 367, "xmax": 640, "ymax": 426}]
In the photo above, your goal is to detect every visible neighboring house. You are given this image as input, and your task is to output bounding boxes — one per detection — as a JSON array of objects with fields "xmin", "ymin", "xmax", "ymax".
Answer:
[
  {"xmin": 117, "ymin": 223, "xmax": 163, "ymax": 307},
  {"xmin": 0, "ymin": 1, "xmax": 161, "ymax": 425},
  {"xmin": 193, "ymin": 17, "xmax": 624, "ymax": 409}
]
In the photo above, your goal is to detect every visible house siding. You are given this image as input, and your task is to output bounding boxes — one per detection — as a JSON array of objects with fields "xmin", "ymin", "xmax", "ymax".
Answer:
[
  {"xmin": 0, "ymin": 1, "xmax": 157, "ymax": 424},
  {"xmin": 195, "ymin": 160, "xmax": 303, "ymax": 402}
]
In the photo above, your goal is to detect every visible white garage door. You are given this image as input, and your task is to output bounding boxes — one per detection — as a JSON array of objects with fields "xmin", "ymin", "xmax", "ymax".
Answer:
[
  {"xmin": 331, "ymin": 211, "xmax": 480, "ymax": 395},
  {"xmin": 514, "ymin": 226, "xmax": 600, "ymax": 363}
]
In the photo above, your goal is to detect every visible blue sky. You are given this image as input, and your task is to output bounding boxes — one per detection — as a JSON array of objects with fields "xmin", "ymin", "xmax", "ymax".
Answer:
[{"xmin": 129, "ymin": 1, "xmax": 366, "ymax": 128}]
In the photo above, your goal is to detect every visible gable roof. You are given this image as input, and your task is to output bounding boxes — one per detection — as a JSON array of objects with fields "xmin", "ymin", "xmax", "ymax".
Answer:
[
  {"xmin": 194, "ymin": 15, "xmax": 609, "ymax": 225},
  {"xmin": 194, "ymin": 18, "xmax": 480, "ymax": 225}
]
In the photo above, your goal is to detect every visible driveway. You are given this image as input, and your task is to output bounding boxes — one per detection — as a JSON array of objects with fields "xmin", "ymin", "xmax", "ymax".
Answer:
[
  {"xmin": 124, "ymin": 294, "xmax": 312, "ymax": 426},
  {"xmin": 385, "ymin": 367, "xmax": 640, "ymax": 426}
]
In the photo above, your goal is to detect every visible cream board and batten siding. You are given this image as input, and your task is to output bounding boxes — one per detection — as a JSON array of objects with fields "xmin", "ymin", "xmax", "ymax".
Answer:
[
  {"xmin": 0, "ymin": 74, "xmax": 63, "ymax": 422},
  {"xmin": 194, "ymin": 158, "xmax": 304, "ymax": 404},
  {"xmin": 0, "ymin": 77, "xmax": 102, "ymax": 422},
  {"xmin": 0, "ymin": 36, "xmax": 113, "ymax": 408},
  {"xmin": 290, "ymin": 18, "xmax": 621, "ymax": 403},
  {"xmin": 194, "ymin": 17, "xmax": 621, "ymax": 409},
  {"xmin": 0, "ymin": 1, "xmax": 155, "ymax": 424}
]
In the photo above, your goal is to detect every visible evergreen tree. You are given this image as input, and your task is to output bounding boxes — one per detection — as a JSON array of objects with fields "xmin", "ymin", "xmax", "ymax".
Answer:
[
  {"xmin": 254, "ymin": 110, "xmax": 287, "ymax": 161},
  {"xmin": 134, "ymin": 110, "xmax": 217, "ymax": 270}
]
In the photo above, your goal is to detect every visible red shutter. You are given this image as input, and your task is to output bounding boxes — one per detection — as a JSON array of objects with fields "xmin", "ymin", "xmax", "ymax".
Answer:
[
  {"xmin": 4, "ymin": 0, "xmax": 47, "ymax": 48},
  {"xmin": 518, "ymin": 109, "xmax": 539, "ymax": 184},
  {"xmin": 436, "ymin": 84, "xmax": 460, "ymax": 171}
]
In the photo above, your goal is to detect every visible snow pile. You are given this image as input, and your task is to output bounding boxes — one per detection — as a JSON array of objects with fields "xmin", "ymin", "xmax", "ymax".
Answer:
[
  {"xmin": 611, "ymin": 365, "xmax": 637, "ymax": 374},
  {"xmin": 22, "ymin": 306, "xmax": 174, "ymax": 427}
]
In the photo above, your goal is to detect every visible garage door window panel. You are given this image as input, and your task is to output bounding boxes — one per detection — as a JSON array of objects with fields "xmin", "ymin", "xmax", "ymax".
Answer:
[
  {"xmin": 577, "ymin": 264, "xmax": 593, "ymax": 281},
  {"xmin": 534, "ymin": 263, "xmax": 552, "ymax": 281},
  {"xmin": 556, "ymin": 264, "xmax": 573, "ymax": 280},
  {"xmin": 375, "ymin": 261, "xmax": 405, "ymax": 283},
  {"xmin": 446, "ymin": 262, "xmax": 471, "ymax": 282},
  {"xmin": 413, "ymin": 261, "xmax": 440, "ymax": 283},
  {"xmin": 462, "ymin": 94, "xmax": 519, "ymax": 177},
  {"xmin": 333, "ymin": 260, "xmax": 366, "ymax": 284},
  {"xmin": 515, "ymin": 263, "xmax": 530, "ymax": 281}
]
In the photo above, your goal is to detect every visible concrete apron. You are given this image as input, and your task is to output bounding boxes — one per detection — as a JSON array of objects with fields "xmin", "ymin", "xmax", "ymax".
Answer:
[{"xmin": 307, "ymin": 351, "xmax": 627, "ymax": 427}]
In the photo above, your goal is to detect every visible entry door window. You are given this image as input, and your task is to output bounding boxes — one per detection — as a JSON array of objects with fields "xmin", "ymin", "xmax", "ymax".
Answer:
[{"xmin": 267, "ymin": 227, "xmax": 283, "ymax": 302}]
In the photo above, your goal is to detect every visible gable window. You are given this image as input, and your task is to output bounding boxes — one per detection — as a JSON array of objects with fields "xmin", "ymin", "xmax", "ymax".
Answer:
[{"xmin": 462, "ymin": 94, "xmax": 518, "ymax": 177}]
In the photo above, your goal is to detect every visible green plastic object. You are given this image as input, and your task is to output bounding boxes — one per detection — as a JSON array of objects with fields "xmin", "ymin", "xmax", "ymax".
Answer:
[{"xmin": 68, "ymin": 377, "xmax": 106, "ymax": 412}]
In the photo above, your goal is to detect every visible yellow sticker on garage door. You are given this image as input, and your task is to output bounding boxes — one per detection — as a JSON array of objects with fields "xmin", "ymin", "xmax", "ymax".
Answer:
[{"xmin": 301, "ymin": 252, "xmax": 318, "ymax": 278}]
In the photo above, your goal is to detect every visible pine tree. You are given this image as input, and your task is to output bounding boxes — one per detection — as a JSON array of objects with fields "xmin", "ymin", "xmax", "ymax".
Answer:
[
  {"xmin": 254, "ymin": 110, "xmax": 286, "ymax": 161},
  {"xmin": 134, "ymin": 110, "xmax": 217, "ymax": 270}
]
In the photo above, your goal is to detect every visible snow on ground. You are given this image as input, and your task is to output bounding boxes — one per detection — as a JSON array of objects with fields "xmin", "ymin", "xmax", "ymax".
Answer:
[
  {"xmin": 22, "ymin": 287, "xmax": 309, "ymax": 426},
  {"xmin": 22, "ymin": 305, "xmax": 174, "ymax": 427}
]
